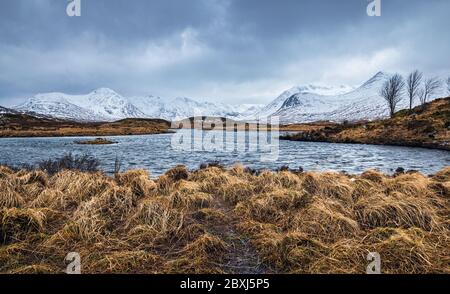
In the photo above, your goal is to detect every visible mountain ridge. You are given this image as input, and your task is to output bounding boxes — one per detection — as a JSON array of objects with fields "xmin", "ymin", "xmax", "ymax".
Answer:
[
  {"xmin": 11, "ymin": 72, "xmax": 448, "ymax": 123},
  {"xmin": 14, "ymin": 89, "xmax": 264, "ymax": 122}
]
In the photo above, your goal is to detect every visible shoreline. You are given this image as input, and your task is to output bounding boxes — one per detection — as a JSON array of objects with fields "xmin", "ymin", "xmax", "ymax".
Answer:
[
  {"xmin": 279, "ymin": 134, "xmax": 450, "ymax": 152},
  {"xmin": 0, "ymin": 129, "xmax": 174, "ymax": 139},
  {"xmin": 279, "ymin": 98, "xmax": 450, "ymax": 152},
  {"xmin": 0, "ymin": 115, "xmax": 172, "ymax": 138}
]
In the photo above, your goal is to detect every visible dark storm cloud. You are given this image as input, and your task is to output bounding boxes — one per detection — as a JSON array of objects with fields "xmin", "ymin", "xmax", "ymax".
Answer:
[{"xmin": 0, "ymin": 0, "xmax": 449, "ymax": 105}]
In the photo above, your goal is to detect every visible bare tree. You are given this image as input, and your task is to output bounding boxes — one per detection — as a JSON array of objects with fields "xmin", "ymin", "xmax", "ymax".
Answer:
[
  {"xmin": 406, "ymin": 70, "xmax": 422, "ymax": 109},
  {"xmin": 420, "ymin": 77, "xmax": 441, "ymax": 105},
  {"xmin": 446, "ymin": 77, "xmax": 450, "ymax": 95},
  {"xmin": 416, "ymin": 89, "xmax": 425, "ymax": 106},
  {"xmin": 380, "ymin": 74, "xmax": 405, "ymax": 118}
]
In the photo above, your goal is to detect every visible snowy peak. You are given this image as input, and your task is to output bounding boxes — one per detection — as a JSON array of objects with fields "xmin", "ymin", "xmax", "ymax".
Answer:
[
  {"xmin": 252, "ymin": 71, "xmax": 447, "ymax": 124},
  {"xmin": 90, "ymin": 87, "xmax": 119, "ymax": 96},
  {"xmin": 83, "ymin": 88, "xmax": 144, "ymax": 119},
  {"xmin": 252, "ymin": 83, "xmax": 354, "ymax": 119},
  {"xmin": 15, "ymin": 96, "xmax": 102, "ymax": 122},
  {"xmin": 15, "ymin": 89, "xmax": 145, "ymax": 122},
  {"xmin": 293, "ymin": 84, "xmax": 355, "ymax": 96},
  {"xmin": 14, "ymin": 89, "xmax": 263, "ymax": 122},
  {"xmin": 360, "ymin": 71, "xmax": 390, "ymax": 88}
]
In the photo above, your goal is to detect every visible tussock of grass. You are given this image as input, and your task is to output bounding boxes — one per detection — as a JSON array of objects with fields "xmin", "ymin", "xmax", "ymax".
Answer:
[
  {"xmin": 303, "ymin": 172, "xmax": 354, "ymax": 204},
  {"xmin": 169, "ymin": 191, "xmax": 212, "ymax": 210},
  {"xmin": 354, "ymin": 192, "xmax": 437, "ymax": 230},
  {"xmin": 0, "ymin": 208, "xmax": 46, "ymax": 244},
  {"xmin": 29, "ymin": 188, "xmax": 66, "ymax": 209},
  {"xmin": 219, "ymin": 179, "xmax": 255, "ymax": 205},
  {"xmin": 433, "ymin": 167, "xmax": 450, "ymax": 182},
  {"xmin": 0, "ymin": 179, "xmax": 25, "ymax": 208},
  {"xmin": 0, "ymin": 166, "xmax": 14, "ymax": 178},
  {"xmin": 180, "ymin": 233, "xmax": 228, "ymax": 257},
  {"xmin": 0, "ymin": 164, "xmax": 448, "ymax": 273},
  {"xmin": 291, "ymin": 198, "xmax": 361, "ymax": 242},
  {"xmin": 360, "ymin": 169, "xmax": 386, "ymax": 183},
  {"xmin": 115, "ymin": 170, "xmax": 156, "ymax": 198},
  {"xmin": 165, "ymin": 165, "xmax": 189, "ymax": 182}
]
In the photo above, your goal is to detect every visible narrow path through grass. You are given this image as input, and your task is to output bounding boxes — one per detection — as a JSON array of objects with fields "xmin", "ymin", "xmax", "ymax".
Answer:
[{"xmin": 207, "ymin": 197, "xmax": 267, "ymax": 274}]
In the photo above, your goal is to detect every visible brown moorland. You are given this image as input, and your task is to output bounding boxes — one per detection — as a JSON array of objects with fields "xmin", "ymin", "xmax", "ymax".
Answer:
[
  {"xmin": 0, "ymin": 114, "xmax": 171, "ymax": 138},
  {"xmin": 280, "ymin": 97, "xmax": 450, "ymax": 151},
  {"xmin": 0, "ymin": 164, "xmax": 449, "ymax": 274}
]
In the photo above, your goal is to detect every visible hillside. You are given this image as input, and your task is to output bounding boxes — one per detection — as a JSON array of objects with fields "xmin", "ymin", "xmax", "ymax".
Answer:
[
  {"xmin": 0, "ymin": 113, "xmax": 171, "ymax": 138},
  {"xmin": 246, "ymin": 72, "xmax": 447, "ymax": 124},
  {"xmin": 280, "ymin": 97, "xmax": 450, "ymax": 151},
  {"xmin": 0, "ymin": 106, "xmax": 18, "ymax": 115}
]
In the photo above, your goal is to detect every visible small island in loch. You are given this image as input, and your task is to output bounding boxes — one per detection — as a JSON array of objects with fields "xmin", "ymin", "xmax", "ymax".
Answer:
[{"xmin": 74, "ymin": 138, "xmax": 117, "ymax": 145}]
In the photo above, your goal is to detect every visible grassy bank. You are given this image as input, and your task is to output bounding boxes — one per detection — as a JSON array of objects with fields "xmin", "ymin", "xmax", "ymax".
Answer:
[
  {"xmin": 0, "ymin": 163, "xmax": 449, "ymax": 274},
  {"xmin": 0, "ymin": 114, "xmax": 171, "ymax": 138},
  {"xmin": 280, "ymin": 97, "xmax": 450, "ymax": 151}
]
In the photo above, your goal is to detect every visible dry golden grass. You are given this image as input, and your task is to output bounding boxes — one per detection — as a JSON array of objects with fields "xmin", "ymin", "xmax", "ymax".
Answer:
[
  {"xmin": 281, "ymin": 97, "xmax": 450, "ymax": 151},
  {"xmin": 0, "ymin": 115, "xmax": 171, "ymax": 138},
  {"xmin": 0, "ymin": 164, "xmax": 449, "ymax": 274}
]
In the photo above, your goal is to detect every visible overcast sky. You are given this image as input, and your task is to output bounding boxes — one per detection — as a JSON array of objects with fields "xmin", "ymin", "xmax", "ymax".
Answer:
[{"xmin": 0, "ymin": 0, "xmax": 449, "ymax": 106}]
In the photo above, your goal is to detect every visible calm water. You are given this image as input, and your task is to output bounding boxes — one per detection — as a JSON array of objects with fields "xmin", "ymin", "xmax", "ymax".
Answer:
[{"xmin": 0, "ymin": 130, "xmax": 448, "ymax": 177}]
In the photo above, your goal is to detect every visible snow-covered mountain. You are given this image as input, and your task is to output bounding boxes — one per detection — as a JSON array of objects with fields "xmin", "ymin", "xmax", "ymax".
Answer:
[
  {"xmin": 252, "ymin": 84, "xmax": 355, "ymax": 119},
  {"xmin": 14, "ymin": 88, "xmax": 264, "ymax": 122},
  {"xmin": 14, "ymin": 88, "xmax": 144, "ymax": 121},
  {"xmin": 130, "ymin": 95, "xmax": 263, "ymax": 121},
  {"xmin": 12, "ymin": 72, "xmax": 447, "ymax": 123},
  {"xmin": 249, "ymin": 72, "xmax": 448, "ymax": 123}
]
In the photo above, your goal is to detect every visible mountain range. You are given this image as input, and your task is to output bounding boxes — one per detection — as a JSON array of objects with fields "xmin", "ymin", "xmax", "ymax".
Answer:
[
  {"xmin": 12, "ymin": 88, "xmax": 263, "ymax": 122},
  {"xmin": 8, "ymin": 72, "xmax": 449, "ymax": 124}
]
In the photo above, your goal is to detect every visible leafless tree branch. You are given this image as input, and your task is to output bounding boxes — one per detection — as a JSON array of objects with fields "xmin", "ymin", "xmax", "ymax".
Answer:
[
  {"xmin": 380, "ymin": 73, "xmax": 405, "ymax": 117},
  {"xmin": 406, "ymin": 70, "xmax": 423, "ymax": 109},
  {"xmin": 420, "ymin": 77, "xmax": 441, "ymax": 105}
]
